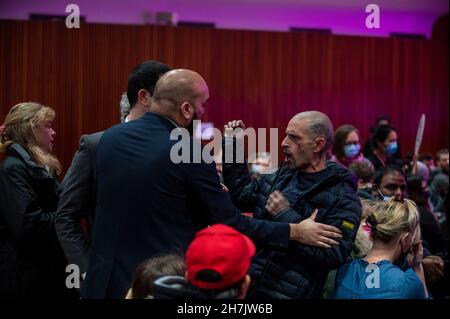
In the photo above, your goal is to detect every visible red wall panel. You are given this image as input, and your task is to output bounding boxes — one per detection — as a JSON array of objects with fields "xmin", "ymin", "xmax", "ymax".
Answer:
[{"xmin": 0, "ymin": 20, "xmax": 448, "ymax": 175}]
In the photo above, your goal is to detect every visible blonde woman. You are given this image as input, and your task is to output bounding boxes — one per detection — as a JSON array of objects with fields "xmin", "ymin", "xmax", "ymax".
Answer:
[
  {"xmin": 0, "ymin": 102, "xmax": 73, "ymax": 298},
  {"xmin": 334, "ymin": 199, "xmax": 429, "ymax": 299}
]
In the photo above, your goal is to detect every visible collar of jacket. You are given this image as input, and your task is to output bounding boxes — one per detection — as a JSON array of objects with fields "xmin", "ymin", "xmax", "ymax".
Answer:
[
  {"xmin": 272, "ymin": 160, "xmax": 357, "ymax": 204},
  {"xmin": 8, "ymin": 143, "xmax": 53, "ymax": 179},
  {"xmin": 146, "ymin": 111, "xmax": 179, "ymax": 129}
]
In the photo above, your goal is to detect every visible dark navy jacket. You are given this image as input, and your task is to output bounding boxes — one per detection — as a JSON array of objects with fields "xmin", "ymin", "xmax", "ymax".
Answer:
[
  {"xmin": 82, "ymin": 112, "xmax": 290, "ymax": 299},
  {"xmin": 224, "ymin": 158, "xmax": 362, "ymax": 299}
]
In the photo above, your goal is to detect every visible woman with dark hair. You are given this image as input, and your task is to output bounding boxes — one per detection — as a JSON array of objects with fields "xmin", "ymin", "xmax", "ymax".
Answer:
[
  {"xmin": 0, "ymin": 102, "xmax": 73, "ymax": 298},
  {"xmin": 331, "ymin": 124, "xmax": 365, "ymax": 168},
  {"xmin": 366, "ymin": 125, "xmax": 403, "ymax": 171}
]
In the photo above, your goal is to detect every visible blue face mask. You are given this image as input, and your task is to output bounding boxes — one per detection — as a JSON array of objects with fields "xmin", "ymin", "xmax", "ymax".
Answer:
[
  {"xmin": 385, "ymin": 141, "xmax": 398, "ymax": 156},
  {"xmin": 378, "ymin": 189, "xmax": 392, "ymax": 202},
  {"xmin": 343, "ymin": 144, "xmax": 361, "ymax": 158},
  {"xmin": 251, "ymin": 164, "xmax": 262, "ymax": 174}
]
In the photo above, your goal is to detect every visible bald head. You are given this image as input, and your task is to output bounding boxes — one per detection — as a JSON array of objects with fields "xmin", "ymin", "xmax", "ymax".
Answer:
[
  {"xmin": 292, "ymin": 111, "xmax": 334, "ymax": 151},
  {"xmin": 152, "ymin": 69, "xmax": 208, "ymax": 114}
]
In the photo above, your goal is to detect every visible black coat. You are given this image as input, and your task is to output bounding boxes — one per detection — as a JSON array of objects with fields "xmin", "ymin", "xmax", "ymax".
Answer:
[
  {"xmin": 0, "ymin": 144, "xmax": 71, "ymax": 298},
  {"xmin": 224, "ymin": 159, "xmax": 362, "ymax": 299},
  {"xmin": 82, "ymin": 112, "xmax": 291, "ymax": 299},
  {"xmin": 55, "ymin": 132, "xmax": 103, "ymax": 276}
]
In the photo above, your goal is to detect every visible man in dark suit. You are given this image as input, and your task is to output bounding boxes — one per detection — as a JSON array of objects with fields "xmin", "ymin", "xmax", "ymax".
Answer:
[
  {"xmin": 54, "ymin": 61, "xmax": 171, "ymax": 278},
  {"xmin": 82, "ymin": 69, "xmax": 343, "ymax": 299}
]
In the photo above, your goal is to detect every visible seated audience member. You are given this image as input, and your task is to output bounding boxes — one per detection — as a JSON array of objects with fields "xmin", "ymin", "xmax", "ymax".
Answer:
[
  {"xmin": 153, "ymin": 224, "xmax": 254, "ymax": 299},
  {"xmin": 372, "ymin": 165, "xmax": 407, "ymax": 202},
  {"xmin": 371, "ymin": 165, "xmax": 445, "ymax": 282},
  {"xmin": 366, "ymin": 125, "xmax": 403, "ymax": 171},
  {"xmin": 419, "ymin": 153, "xmax": 436, "ymax": 174},
  {"xmin": 334, "ymin": 199, "xmax": 429, "ymax": 299},
  {"xmin": 363, "ymin": 115, "xmax": 402, "ymax": 160},
  {"xmin": 429, "ymin": 149, "xmax": 449, "ymax": 218},
  {"xmin": 407, "ymin": 175, "xmax": 444, "ymax": 256},
  {"xmin": 415, "ymin": 161, "xmax": 430, "ymax": 184},
  {"xmin": 348, "ymin": 158, "xmax": 376, "ymax": 200},
  {"xmin": 331, "ymin": 124, "xmax": 365, "ymax": 168},
  {"xmin": 125, "ymin": 254, "xmax": 185, "ymax": 299}
]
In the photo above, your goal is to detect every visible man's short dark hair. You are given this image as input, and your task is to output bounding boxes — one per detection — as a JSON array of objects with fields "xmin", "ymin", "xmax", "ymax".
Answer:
[
  {"xmin": 436, "ymin": 149, "xmax": 449, "ymax": 161},
  {"xmin": 374, "ymin": 165, "xmax": 405, "ymax": 186},
  {"xmin": 127, "ymin": 61, "xmax": 171, "ymax": 108}
]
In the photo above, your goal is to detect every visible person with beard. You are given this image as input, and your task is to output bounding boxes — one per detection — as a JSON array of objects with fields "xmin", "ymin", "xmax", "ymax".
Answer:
[
  {"xmin": 55, "ymin": 61, "xmax": 171, "ymax": 283},
  {"xmin": 222, "ymin": 111, "xmax": 361, "ymax": 298},
  {"xmin": 82, "ymin": 70, "xmax": 332, "ymax": 299}
]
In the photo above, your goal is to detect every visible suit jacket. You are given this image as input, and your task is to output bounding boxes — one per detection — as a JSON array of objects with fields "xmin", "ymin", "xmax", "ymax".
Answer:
[
  {"xmin": 82, "ymin": 112, "xmax": 290, "ymax": 299},
  {"xmin": 55, "ymin": 132, "xmax": 103, "ymax": 276}
]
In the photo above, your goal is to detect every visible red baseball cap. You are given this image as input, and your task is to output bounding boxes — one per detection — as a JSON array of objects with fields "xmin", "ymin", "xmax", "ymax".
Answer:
[{"xmin": 186, "ymin": 224, "xmax": 256, "ymax": 290}]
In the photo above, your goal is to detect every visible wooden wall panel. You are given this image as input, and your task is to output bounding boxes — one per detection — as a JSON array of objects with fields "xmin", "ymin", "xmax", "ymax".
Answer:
[{"xmin": 0, "ymin": 20, "xmax": 448, "ymax": 175}]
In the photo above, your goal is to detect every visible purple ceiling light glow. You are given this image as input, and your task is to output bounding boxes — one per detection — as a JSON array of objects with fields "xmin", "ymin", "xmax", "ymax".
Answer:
[{"xmin": 0, "ymin": 0, "xmax": 447, "ymax": 38}]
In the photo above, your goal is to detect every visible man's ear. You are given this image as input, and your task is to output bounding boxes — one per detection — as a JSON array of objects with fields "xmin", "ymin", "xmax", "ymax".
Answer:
[
  {"xmin": 180, "ymin": 101, "xmax": 192, "ymax": 120},
  {"xmin": 137, "ymin": 89, "xmax": 151, "ymax": 106},
  {"xmin": 313, "ymin": 137, "xmax": 326, "ymax": 153},
  {"xmin": 237, "ymin": 275, "xmax": 251, "ymax": 299}
]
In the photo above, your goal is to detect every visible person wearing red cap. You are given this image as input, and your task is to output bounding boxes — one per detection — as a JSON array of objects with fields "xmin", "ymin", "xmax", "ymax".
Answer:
[{"xmin": 153, "ymin": 224, "xmax": 255, "ymax": 299}]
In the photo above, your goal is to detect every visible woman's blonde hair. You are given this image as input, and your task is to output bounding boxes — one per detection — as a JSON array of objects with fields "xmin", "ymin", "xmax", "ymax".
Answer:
[
  {"xmin": 366, "ymin": 199, "xmax": 420, "ymax": 244},
  {"xmin": 0, "ymin": 102, "xmax": 61, "ymax": 175}
]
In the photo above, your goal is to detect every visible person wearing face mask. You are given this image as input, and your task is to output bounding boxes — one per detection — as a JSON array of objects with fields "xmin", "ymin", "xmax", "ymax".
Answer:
[
  {"xmin": 372, "ymin": 165, "xmax": 408, "ymax": 202},
  {"xmin": 331, "ymin": 125, "xmax": 365, "ymax": 168},
  {"xmin": 363, "ymin": 115, "xmax": 402, "ymax": 160},
  {"xmin": 334, "ymin": 199, "xmax": 429, "ymax": 299},
  {"xmin": 248, "ymin": 152, "xmax": 271, "ymax": 179},
  {"xmin": 371, "ymin": 166, "xmax": 446, "ymax": 289},
  {"xmin": 367, "ymin": 125, "xmax": 404, "ymax": 172},
  {"xmin": 0, "ymin": 103, "xmax": 76, "ymax": 298}
]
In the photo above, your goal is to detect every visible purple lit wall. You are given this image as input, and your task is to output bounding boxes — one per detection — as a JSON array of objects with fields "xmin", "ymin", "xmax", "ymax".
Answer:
[{"xmin": 0, "ymin": 0, "xmax": 448, "ymax": 38}]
